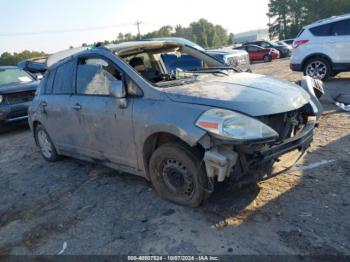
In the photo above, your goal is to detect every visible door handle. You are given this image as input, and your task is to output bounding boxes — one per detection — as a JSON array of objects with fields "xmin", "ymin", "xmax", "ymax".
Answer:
[{"xmin": 72, "ymin": 103, "xmax": 82, "ymax": 110}]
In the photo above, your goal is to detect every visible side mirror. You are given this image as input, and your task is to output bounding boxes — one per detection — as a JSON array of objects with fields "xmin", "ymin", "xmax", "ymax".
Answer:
[{"xmin": 109, "ymin": 80, "xmax": 126, "ymax": 98}]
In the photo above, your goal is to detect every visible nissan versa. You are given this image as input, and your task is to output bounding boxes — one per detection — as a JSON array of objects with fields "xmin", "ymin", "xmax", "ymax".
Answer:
[{"xmin": 28, "ymin": 41, "xmax": 322, "ymax": 207}]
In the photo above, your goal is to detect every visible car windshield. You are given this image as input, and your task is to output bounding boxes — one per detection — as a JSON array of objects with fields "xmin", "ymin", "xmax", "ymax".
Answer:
[
  {"xmin": 118, "ymin": 43, "xmax": 237, "ymax": 88},
  {"xmin": 0, "ymin": 68, "xmax": 34, "ymax": 86}
]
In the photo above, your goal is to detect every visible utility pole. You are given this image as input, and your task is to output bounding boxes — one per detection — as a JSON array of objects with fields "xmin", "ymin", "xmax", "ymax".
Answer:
[{"xmin": 135, "ymin": 20, "xmax": 142, "ymax": 40}]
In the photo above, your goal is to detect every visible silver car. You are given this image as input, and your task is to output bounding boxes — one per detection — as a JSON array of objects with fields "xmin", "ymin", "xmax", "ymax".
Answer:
[{"xmin": 28, "ymin": 41, "xmax": 322, "ymax": 207}]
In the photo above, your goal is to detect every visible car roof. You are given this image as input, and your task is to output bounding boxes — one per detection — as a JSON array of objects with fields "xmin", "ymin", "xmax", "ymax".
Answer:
[
  {"xmin": 47, "ymin": 41, "xmax": 185, "ymax": 69},
  {"xmin": 0, "ymin": 66, "xmax": 20, "ymax": 70},
  {"xmin": 306, "ymin": 13, "xmax": 350, "ymax": 28},
  {"xmin": 105, "ymin": 40, "xmax": 181, "ymax": 54},
  {"xmin": 145, "ymin": 37, "xmax": 205, "ymax": 51}
]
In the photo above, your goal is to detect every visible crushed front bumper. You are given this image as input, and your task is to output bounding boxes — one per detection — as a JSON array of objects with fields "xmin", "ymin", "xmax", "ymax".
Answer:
[
  {"xmin": 203, "ymin": 122, "xmax": 315, "ymax": 183},
  {"xmin": 253, "ymin": 123, "xmax": 314, "ymax": 162}
]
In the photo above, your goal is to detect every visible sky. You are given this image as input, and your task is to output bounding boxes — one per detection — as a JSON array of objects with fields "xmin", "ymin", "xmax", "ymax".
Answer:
[{"xmin": 0, "ymin": 0, "xmax": 269, "ymax": 54}]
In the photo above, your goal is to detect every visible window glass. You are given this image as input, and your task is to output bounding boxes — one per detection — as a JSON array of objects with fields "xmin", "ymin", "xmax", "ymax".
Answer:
[
  {"xmin": 296, "ymin": 29, "xmax": 305, "ymax": 37},
  {"xmin": 45, "ymin": 69, "xmax": 56, "ymax": 94},
  {"xmin": 52, "ymin": 60, "xmax": 75, "ymax": 94},
  {"xmin": 332, "ymin": 19, "xmax": 350, "ymax": 36},
  {"xmin": 260, "ymin": 42, "xmax": 271, "ymax": 48},
  {"xmin": 310, "ymin": 23, "xmax": 332, "ymax": 36},
  {"xmin": 0, "ymin": 68, "xmax": 34, "ymax": 85},
  {"xmin": 161, "ymin": 53, "xmax": 202, "ymax": 71},
  {"xmin": 76, "ymin": 57, "xmax": 122, "ymax": 95},
  {"xmin": 248, "ymin": 46, "xmax": 259, "ymax": 52}
]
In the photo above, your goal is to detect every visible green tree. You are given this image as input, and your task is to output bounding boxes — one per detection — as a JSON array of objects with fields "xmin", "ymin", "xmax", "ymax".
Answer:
[
  {"xmin": 0, "ymin": 50, "xmax": 46, "ymax": 66},
  {"xmin": 268, "ymin": 0, "xmax": 350, "ymax": 39}
]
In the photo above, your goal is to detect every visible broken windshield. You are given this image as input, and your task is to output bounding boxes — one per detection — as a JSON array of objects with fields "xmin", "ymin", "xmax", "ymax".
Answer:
[{"xmin": 119, "ymin": 43, "xmax": 237, "ymax": 88}]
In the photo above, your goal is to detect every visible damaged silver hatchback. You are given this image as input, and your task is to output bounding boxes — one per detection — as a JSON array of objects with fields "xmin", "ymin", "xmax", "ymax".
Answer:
[{"xmin": 28, "ymin": 41, "xmax": 323, "ymax": 207}]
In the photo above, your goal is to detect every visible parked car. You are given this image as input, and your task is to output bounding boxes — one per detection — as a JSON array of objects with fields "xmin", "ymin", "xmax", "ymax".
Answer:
[
  {"xmin": 29, "ymin": 41, "xmax": 322, "ymax": 207},
  {"xmin": 0, "ymin": 66, "xmax": 39, "ymax": 127},
  {"xmin": 290, "ymin": 14, "xmax": 350, "ymax": 80},
  {"xmin": 235, "ymin": 45, "xmax": 280, "ymax": 62},
  {"xmin": 147, "ymin": 37, "xmax": 251, "ymax": 72},
  {"xmin": 243, "ymin": 40, "xmax": 292, "ymax": 58},
  {"xmin": 280, "ymin": 39, "xmax": 294, "ymax": 46}
]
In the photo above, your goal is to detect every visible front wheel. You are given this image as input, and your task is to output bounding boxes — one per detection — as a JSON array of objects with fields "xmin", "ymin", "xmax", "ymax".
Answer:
[
  {"xmin": 35, "ymin": 124, "xmax": 60, "ymax": 162},
  {"xmin": 149, "ymin": 143, "xmax": 212, "ymax": 207},
  {"xmin": 304, "ymin": 57, "xmax": 331, "ymax": 81}
]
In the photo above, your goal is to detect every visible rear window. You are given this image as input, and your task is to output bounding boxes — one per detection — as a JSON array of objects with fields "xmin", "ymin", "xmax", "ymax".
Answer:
[
  {"xmin": 296, "ymin": 29, "xmax": 305, "ymax": 37},
  {"xmin": 310, "ymin": 23, "xmax": 332, "ymax": 36},
  {"xmin": 332, "ymin": 19, "xmax": 350, "ymax": 36}
]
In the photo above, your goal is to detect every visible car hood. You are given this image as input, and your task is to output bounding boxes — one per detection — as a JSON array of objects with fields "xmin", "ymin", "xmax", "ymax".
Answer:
[
  {"xmin": 162, "ymin": 73, "xmax": 310, "ymax": 116},
  {"xmin": 0, "ymin": 81, "xmax": 39, "ymax": 94}
]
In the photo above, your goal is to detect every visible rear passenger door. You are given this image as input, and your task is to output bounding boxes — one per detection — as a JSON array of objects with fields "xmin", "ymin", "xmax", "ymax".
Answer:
[
  {"xmin": 39, "ymin": 60, "xmax": 77, "ymax": 150},
  {"xmin": 331, "ymin": 19, "xmax": 350, "ymax": 63},
  {"xmin": 70, "ymin": 55, "xmax": 137, "ymax": 168}
]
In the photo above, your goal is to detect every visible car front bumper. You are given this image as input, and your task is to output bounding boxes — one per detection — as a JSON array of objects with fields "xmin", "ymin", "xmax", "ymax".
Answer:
[
  {"xmin": 203, "ymin": 122, "xmax": 315, "ymax": 183},
  {"xmin": 0, "ymin": 101, "xmax": 31, "ymax": 124}
]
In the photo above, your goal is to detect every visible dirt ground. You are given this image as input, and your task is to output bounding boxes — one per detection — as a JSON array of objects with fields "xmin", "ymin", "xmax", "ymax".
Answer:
[{"xmin": 0, "ymin": 59, "xmax": 349, "ymax": 256}]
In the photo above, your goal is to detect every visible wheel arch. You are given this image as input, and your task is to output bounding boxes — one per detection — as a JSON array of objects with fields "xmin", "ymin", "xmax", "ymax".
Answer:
[
  {"xmin": 302, "ymin": 53, "xmax": 333, "ymax": 70},
  {"xmin": 142, "ymin": 132, "xmax": 205, "ymax": 180}
]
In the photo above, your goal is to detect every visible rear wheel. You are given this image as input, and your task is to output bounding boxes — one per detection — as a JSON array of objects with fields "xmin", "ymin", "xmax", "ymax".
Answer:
[
  {"xmin": 263, "ymin": 55, "xmax": 272, "ymax": 63},
  {"xmin": 35, "ymin": 124, "xmax": 60, "ymax": 162},
  {"xmin": 304, "ymin": 57, "xmax": 331, "ymax": 81},
  {"xmin": 149, "ymin": 142, "xmax": 212, "ymax": 207}
]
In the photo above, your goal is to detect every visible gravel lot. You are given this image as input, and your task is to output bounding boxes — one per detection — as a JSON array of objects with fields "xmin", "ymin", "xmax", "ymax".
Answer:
[{"xmin": 0, "ymin": 59, "xmax": 349, "ymax": 255}]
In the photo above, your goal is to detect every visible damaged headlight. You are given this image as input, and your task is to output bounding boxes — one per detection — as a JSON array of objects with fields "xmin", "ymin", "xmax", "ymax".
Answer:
[{"xmin": 196, "ymin": 109, "xmax": 279, "ymax": 141}]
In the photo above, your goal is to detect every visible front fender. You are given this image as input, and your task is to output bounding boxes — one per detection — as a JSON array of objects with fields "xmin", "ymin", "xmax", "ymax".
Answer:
[{"xmin": 132, "ymin": 99, "xmax": 210, "ymax": 172}]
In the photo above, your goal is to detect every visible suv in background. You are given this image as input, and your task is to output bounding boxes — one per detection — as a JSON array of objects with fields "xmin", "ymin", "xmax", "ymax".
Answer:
[
  {"xmin": 290, "ymin": 14, "xmax": 350, "ymax": 80},
  {"xmin": 243, "ymin": 40, "xmax": 292, "ymax": 58}
]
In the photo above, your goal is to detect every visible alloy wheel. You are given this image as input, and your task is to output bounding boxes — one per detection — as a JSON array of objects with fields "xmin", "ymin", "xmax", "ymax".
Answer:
[{"xmin": 306, "ymin": 60, "xmax": 327, "ymax": 79}]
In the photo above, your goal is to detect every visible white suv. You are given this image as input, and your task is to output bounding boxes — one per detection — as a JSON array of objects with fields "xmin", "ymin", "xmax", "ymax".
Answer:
[{"xmin": 290, "ymin": 14, "xmax": 350, "ymax": 80}]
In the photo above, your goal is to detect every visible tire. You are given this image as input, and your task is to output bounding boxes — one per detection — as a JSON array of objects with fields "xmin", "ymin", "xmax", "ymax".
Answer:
[
  {"xmin": 303, "ymin": 57, "xmax": 331, "ymax": 81},
  {"xmin": 149, "ymin": 142, "xmax": 212, "ymax": 207},
  {"xmin": 263, "ymin": 55, "xmax": 272, "ymax": 63},
  {"xmin": 34, "ymin": 124, "xmax": 60, "ymax": 162}
]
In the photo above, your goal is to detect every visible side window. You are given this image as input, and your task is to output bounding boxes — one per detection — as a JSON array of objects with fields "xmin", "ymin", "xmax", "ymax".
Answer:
[
  {"xmin": 45, "ymin": 69, "xmax": 56, "ymax": 94},
  {"xmin": 76, "ymin": 57, "xmax": 122, "ymax": 95},
  {"xmin": 332, "ymin": 19, "xmax": 350, "ymax": 36},
  {"xmin": 310, "ymin": 23, "xmax": 332, "ymax": 36},
  {"xmin": 261, "ymin": 42, "xmax": 271, "ymax": 48},
  {"xmin": 248, "ymin": 46, "xmax": 259, "ymax": 52},
  {"xmin": 52, "ymin": 60, "xmax": 75, "ymax": 94}
]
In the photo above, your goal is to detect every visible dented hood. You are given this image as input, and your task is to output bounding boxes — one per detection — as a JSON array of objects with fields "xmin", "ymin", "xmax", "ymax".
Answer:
[{"xmin": 163, "ymin": 73, "xmax": 311, "ymax": 116}]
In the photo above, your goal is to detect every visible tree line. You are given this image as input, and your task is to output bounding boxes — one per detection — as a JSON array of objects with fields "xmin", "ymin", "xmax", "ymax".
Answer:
[
  {"xmin": 0, "ymin": 50, "xmax": 46, "ymax": 66},
  {"xmin": 268, "ymin": 0, "xmax": 350, "ymax": 39},
  {"xmin": 0, "ymin": 18, "xmax": 232, "ymax": 66},
  {"xmin": 84, "ymin": 18, "xmax": 233, "ymax": 49}
]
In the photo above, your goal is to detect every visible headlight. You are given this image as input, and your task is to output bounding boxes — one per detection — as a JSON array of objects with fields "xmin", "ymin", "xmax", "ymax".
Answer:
[
  {"xmin": 196, "ymin": 109, "xmax": 279, "ymax": 141},
  {"xmin": 0, "ymin": 95, "xmax": 3, "ymax": 104}
]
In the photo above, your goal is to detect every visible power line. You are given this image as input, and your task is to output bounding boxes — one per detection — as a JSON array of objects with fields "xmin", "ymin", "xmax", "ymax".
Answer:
[{"xmin": 0, "ymin": 23, "xmax": 134, "ymax": 37}]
